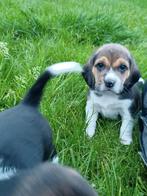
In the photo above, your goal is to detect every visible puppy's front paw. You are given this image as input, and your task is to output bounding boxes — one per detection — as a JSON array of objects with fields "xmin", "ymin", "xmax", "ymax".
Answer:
[
  {"xmin": 86, "ymin": 127, "xmax": 95, "ymax": 138},
  {"xmin": 120, "ymin": 136, "xmax": 132, "ymax": 145}
]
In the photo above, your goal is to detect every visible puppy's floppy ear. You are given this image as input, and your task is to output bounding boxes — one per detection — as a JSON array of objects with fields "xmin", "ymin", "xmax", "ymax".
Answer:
[
  {"xmin": 82, "ymin": 53, "xmax": 97, "ymax": 90},
  {"xmin": 124, "ymin": 55, "xmax": 141, "ymax": 89},
  {"xmin": 82, "ymin": 64, "xmax": 95, "ymax": 89}
]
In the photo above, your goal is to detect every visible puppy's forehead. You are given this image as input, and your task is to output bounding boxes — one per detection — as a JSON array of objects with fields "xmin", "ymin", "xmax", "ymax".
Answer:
[{"xmin": 94, "ymin": 44, "xmax": 131, "ymax": 63}]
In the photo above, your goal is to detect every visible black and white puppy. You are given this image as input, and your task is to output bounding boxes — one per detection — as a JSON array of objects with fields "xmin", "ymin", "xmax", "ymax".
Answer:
[
  {"xmin": 82, "ymin": 43, "xmax": 143, "ymax": 145},
  {"xmin": 0, "ymin": 162, "xmax": 98, "ymax": 196},
  {"xmin": 0, "ymin": 62, "xmax": 82, "ymax": 180}
]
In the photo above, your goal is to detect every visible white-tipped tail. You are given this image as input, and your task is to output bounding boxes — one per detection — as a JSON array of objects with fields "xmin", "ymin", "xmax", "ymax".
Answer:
[
  {"xmin": 23, "ymin": 61, "xmax": 82, "ymax": 107},
  {"xmin": 46, "ymin": 62, "xmax": 82, "ymax": 76}
]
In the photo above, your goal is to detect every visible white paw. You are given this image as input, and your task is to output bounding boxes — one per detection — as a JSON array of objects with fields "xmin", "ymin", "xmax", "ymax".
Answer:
[
  {"xmin": 86, "ymin": 127, "xmax": 95, "ymax": 138},
  {"xmin": 120, "ymin": 137, "xmax": 132, "ymax": 145}
]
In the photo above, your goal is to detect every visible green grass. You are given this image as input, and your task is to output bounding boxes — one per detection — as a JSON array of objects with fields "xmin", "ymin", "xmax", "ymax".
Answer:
[{"xmin": 0, "ymin": 0, "xmax": 147, "ymax": 195}]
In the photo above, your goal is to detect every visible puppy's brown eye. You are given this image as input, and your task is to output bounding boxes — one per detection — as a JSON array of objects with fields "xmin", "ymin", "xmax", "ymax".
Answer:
[
  {"xmin": 118, "ymin": 64, "xmax": 128, "ymax": 73},
  {"xmin": 95, "ymin": 63, "xmax": 105, "ymax": 71}
]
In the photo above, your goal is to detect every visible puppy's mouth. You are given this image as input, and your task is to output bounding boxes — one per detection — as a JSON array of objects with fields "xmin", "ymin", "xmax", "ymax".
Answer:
[{"xmin": 94, "ymin": 85, "xmax": 121, "ymax": 95}]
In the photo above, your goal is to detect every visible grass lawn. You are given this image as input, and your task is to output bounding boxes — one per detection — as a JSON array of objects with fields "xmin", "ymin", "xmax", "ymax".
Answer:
[{"xmin": 0, "ymin": 0, "xmax": 147, "ymax": 195}]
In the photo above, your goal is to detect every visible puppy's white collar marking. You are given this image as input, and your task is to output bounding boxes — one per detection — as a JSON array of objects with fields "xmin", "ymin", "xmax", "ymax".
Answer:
[
  {"xmin": 0, "ymin": 167, "xmax": 16, "ymax": 180},
  {"xmin": 52, "ymin": 156, "xmax": 59, "ymax": 164},
  {"xmin": 138, "ymin": 77, "xmax": 144, "ymax": 84},
  {"xmin": 46, "ymin": 62, "xmax": 82, "ymax": 76}
]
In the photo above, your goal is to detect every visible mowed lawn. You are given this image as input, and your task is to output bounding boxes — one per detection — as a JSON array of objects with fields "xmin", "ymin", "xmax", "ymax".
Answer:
[{"xmin": 0, "ymin": 0, "xmax": 147, "ymax": 195}]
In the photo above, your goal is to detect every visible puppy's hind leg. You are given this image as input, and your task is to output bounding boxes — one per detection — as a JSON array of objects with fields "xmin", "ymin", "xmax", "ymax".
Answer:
[{"xmin": 85, "ymin": 99, "xmax": 98, "ymax": 138}]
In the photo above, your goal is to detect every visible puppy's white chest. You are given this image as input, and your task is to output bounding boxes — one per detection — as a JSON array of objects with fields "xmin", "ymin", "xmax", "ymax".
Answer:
[
  {"xmin": 90, "ymin": 91, "xmax": 132, "ymax": 119},
  {"xmin": 99, "ymin": 102, "xmax": 119, "ymax": 119}
]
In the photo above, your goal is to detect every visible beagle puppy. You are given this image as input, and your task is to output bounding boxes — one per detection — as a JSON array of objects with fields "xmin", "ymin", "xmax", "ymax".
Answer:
[
  {"xmin": 82, "ymin": 43, "xmax": 142, "ymax": 145},
  {"xmin": 0, "ymin": 62, "xmax": 82, "ymax": 180},
  {"xmin": 0, "ymin": 163, "xmax": 98, "ymax": 196}
]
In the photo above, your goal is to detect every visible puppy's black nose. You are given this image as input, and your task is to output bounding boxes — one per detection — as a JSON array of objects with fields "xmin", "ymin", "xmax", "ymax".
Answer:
[{"xmin": 105, "ymin": 80, "xmax": 115, "ymax": 88}]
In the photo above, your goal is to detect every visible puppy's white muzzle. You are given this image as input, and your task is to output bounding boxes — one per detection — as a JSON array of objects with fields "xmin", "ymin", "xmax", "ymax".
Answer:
[{"xmin": 104, "ymin": 70, "xmax": 123, "ymax": 94}]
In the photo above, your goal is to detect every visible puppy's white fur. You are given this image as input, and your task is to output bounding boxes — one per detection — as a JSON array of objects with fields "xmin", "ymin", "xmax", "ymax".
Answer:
[
  {"xmin": 47, "ymin": 62, "xmax": 82, "ymax": 76},
  {"xmin": 104, "ymin": 69, "xmax": 123, "ymax": 94},
  {"xmin": 52, "ymin": 156, "xmax": 59, "ymax": 164},
  {"xmin": 0, "ymin": 158, "xmax": 16, "ymax": 180},
  {"xmin": 0, "ymin": 168, "xmax": 16, "ymax": 180},
  {"xmin": 138, "ymin": 77, "xmax": 144, "ymax": 84},
  {"xmin": 86, "ymin": 91, "xmax": 133, "ymax": 145}
]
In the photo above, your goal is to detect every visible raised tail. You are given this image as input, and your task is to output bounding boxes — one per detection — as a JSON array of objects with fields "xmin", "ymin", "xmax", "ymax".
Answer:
[{"xmin": 22, "ymin": 62, "xmax": 82, "ymax": 107}]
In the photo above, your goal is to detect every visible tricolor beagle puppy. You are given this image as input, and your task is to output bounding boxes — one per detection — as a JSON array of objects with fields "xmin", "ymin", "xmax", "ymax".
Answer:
[
  {"xmin": 0, "ymin": 62, "xmax": 82, "ymax": 180},
  {"xmin": 82, "ymin": 43, "xmax": 142, "ymax": 145}
]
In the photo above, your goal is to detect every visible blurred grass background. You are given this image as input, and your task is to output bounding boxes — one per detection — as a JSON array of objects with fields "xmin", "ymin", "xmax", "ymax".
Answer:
[{"xmin": 0, "ymin": 0, "xmax": 147, "ymax": 195}]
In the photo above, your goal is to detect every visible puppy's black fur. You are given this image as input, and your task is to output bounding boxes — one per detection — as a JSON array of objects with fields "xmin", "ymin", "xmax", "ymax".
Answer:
[{"xmin": 0, "ymin": 71, "xmax": 56, "ymax": 172}]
